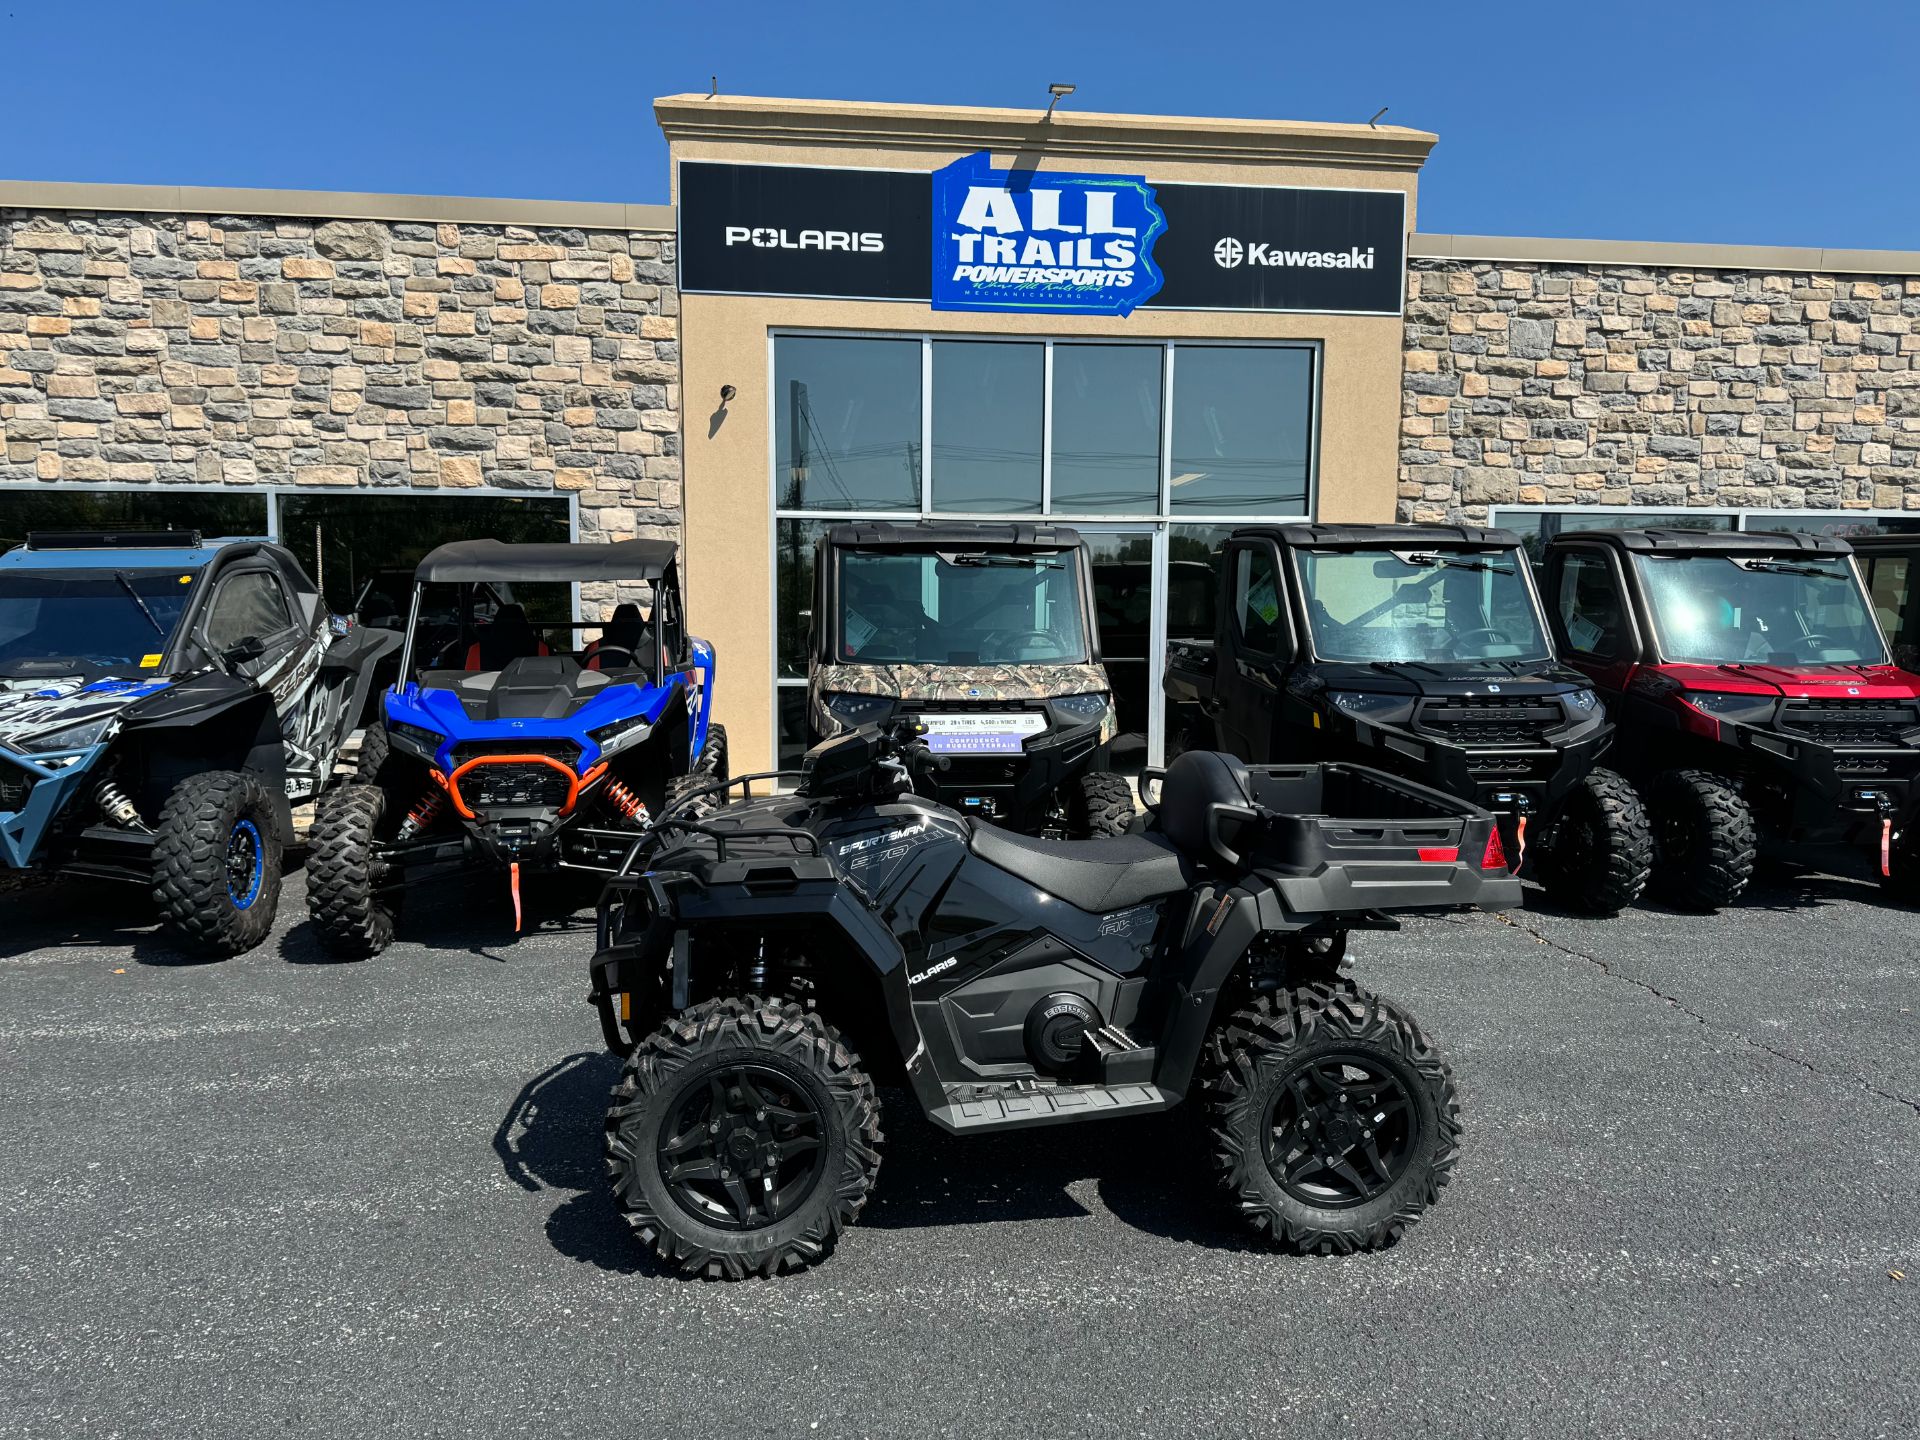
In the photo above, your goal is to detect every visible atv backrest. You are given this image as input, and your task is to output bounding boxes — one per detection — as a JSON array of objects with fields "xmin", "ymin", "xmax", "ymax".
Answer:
[{"xmin": 1156, "ymin": 749, "xmax": 1258, "ymax": 870}]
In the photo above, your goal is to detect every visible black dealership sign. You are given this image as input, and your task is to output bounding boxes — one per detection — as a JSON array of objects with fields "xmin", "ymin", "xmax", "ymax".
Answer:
[{"xmin": 678, "ymin": 160, "xmax": 1405, "ymax": 316}]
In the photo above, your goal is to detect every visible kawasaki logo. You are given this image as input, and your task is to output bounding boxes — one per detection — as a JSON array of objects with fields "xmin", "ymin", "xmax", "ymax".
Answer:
[{"xmin": 1213, "ymin": 240, "xmax": 1375, "ymax": 271}]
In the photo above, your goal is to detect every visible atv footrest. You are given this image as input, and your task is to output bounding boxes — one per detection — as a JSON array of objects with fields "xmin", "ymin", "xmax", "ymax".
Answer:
[
  {"xmin": 1083, "ymin": 1024, "xmax": 1157, "ymax": 1084},
  {"xmin": 932, "ymin": 1078, "xmax": 1174, "ymax": 1134}
]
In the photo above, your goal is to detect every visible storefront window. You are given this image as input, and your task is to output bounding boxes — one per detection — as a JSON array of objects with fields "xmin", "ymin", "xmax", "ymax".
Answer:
[
  {"xmin": 1170, "ymin": 346, "xmax": 1314, "ymax": 514},
  {"xmin": 1050, "ymin": 344, "xmax": 1162, "ymax": 513},
  {"xmin": 0, "ymin": 490, "xmax": 268, "ymax": 553},
  {"xmin": 775, "ymin": 518, "xmax": 831, "ymax": 679},
  {"xmin": 931, "ymin": 341, "xmax": 1042, "ymax": 513},
  {"xmin": 774, "ymin": 336, "xmax": 923, "ymax": 512}
]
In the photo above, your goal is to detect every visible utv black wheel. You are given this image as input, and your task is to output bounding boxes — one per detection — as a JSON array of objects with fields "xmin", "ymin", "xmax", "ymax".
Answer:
[
  {"xmin": 606, "ymin": 997, "xmax": 882, "ymax": 1279},
  {"xmin": 1534, "ymin": 767, "xmax": 1653, "ymax": 914},
  {"xmin": 1649, "ymin": 769, "xmax": 1755, "ymax": 910},
  {"xmin": 699, "ymin": 722, "xmax": 729, "ymax": 781},
  {"xmin": 151, "ymin": 770, "xmax": 284, "ymax": 958},
  {"xmin": 352, "ymin": 725, "xmax": 392, "ymax": 786},
  {"xmin": 1068, "ymin": 770, "xmax": 1136, "ymax": 838},
  {"xmin": 306, "ymin": 782, "xmax": 398, "ymax": 958},
  {"xmin": 664, "ymin": 770, "xmax": 717, "ymax": 821},
  {"xmin": 1205, "ymin": 983, "xmax": 1459, "ymax": 1254}
]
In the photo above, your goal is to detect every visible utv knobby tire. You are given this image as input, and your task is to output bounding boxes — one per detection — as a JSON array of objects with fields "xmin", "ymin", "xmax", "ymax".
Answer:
[
  {"xmin": 699, "ymin": 722, "xmax": 729, "ymax": 781},
  {"xmin": 151, "ymin": 770, "xmax": 283, "ymax": 958},
  {"xmin": 606, "ymin": 996, "xmax": 882, "ymax": 1279},
  {"xmin": 1205, "ymin": 983, "xmax": 1460, "ymax": 1255},
  {"xmin": 1534, "ymin": 767, "xmax": 1653, "ymax": 914},
  {"xmin": 1069, "ymin": 769, "xmax": 1136, "ymax": 839},
  {"xmin": 1649, "ymin": 769, "xmax": 1755, "ymax": 911},
  {"xmin": 306, "ymin": 782, "xmax": 398, "ymax": 958},
  {"xmin": 664, "ymin": 770, "xmax": 718, "ymax": 821},
  {"xmin": 352, "ymin": 725, "xmax": 392, "ymax": 786}
]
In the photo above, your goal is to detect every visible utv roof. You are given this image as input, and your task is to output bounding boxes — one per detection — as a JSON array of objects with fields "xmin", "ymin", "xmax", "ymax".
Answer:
[
  {"xmin": 1231, "ymin": 522, "xmax": 1522, "ymax": 549},
  {"xmin": 1545, "ymin": 527, "xmax": 1855, "ymax": 556},
  {"xmin": 413, "ymin": 537, "xmax": 677, "ymax": 583},
  {"xmin": 1839, "ymin": 532, "xmax": 1920, "ymax": 551},
  {"xmin": 0, "ymin": 533, "xmax": 267, "ymax": 571},
  {"xmin": 824, "ymin": 520, "xmax": 1085, "ymax": 552}
]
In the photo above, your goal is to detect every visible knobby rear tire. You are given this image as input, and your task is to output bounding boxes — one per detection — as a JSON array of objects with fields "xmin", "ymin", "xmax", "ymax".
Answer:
[{"xmin": 306, "ymin": 782, "xmax": 398, "ymax": 958}]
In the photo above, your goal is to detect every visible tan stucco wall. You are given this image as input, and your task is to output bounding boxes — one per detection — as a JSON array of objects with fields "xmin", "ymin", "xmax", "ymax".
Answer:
[{"xmin": 664, "ymin": 96, "xmax": 1433, "ymax": 770}]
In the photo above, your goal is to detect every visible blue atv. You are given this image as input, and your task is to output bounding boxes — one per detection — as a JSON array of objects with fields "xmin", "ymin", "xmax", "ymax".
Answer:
[
  {"xmin": 0, "ymin": 530, "xmax": 396, "ymax": 955},
  {"xmin": 304, "ymin": 538, "xmax": 721, "ymax": 956}
]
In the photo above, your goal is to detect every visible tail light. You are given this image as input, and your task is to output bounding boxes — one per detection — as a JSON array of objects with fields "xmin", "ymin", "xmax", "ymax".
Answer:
[
  {"xmin": 1481, "ymin": 826, "xmax": 1509, "ymax": 870},
  {"xmin": 1417, "ymin": 846, "xmax": 1460, "ymax": 863}
]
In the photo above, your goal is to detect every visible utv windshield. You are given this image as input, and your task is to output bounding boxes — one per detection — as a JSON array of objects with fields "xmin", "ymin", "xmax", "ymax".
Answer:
[
  {"xmin": 1296, "ymin": 549, "xmax": 1551, "ymax": 663},
  {"xmin": 835, "ymin": 549, "xmax": 1090, "ymax": 665},
  {"xmin": 0, "ymin": 569, "xmax": 193, "ymax": 676},
  {"xmin": 1632, "ymin": 553, "xmax": 1886, "ymax": 665}
]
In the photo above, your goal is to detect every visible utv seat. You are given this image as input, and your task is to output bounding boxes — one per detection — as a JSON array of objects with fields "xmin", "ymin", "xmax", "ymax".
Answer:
[{"xmin": 967, "ymin": 822, "xmax": 1195, "ymax": 913}]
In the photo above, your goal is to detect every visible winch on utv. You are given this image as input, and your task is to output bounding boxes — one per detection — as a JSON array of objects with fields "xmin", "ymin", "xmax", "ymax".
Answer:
[
  {"xmin": 305, "ymin": 538, "xmax": 721, "ymax": 955},
  {"xmin": 588, "ymin": 718, "xmax": 1520, "ymax": 1278},
  {"xmin": 1164, "ymin": 524, "xmax": 1652, "ymax": 913},
  {"xmin": 1541, "ymin": 527, "xmax": 1920, "ymax": 908}
]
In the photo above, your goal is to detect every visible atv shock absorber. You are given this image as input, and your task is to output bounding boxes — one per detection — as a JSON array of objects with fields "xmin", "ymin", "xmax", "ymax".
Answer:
[
  {"xmin": 395, "ymin": 784, "xmax": 445, "ymax": 841},
  {"xmin": 602, "ymin": 776, "xmax": 651, "ymax": 826},
  {"xmin": 93, "ymin": 780, "xmax": 150, "ymax": 833}
]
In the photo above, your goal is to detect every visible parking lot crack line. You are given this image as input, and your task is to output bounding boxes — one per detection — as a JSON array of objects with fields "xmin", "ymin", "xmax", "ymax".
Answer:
[{"xmin": 1495, "ymin": 912, "xmax": 1920, "ymax": 1118}]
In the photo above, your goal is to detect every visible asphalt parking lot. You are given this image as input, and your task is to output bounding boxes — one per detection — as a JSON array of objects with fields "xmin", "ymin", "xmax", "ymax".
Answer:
[{"xmin": 1, "ymin": 864, "xmax": 1915, "ymax": 1440}]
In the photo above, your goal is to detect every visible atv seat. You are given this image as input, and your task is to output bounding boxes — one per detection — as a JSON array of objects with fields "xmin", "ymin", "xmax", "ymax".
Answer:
[
  {"xmin": 1153, "ymin": 750, "xmax": 1260, "ymax": 872},
  {"xmin": 967, "ymin": 822, "xmax": 1194, "ymax": 913}
]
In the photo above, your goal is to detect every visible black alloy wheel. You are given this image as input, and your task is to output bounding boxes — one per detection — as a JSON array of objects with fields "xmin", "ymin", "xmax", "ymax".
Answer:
[
  {"xmin": 1262, "ymin": 1051, "xmax": 1417, "ymax": 1209},
  {"xmin": 657, "ymin": 1060, "xmax": 828, "ymax": 1231}
]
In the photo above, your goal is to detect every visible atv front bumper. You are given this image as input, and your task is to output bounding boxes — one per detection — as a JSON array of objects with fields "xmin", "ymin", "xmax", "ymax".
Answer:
[
  {"xmin": 1721, "ymin": 722, "xmax": 1920, "ymax": 843},
  {"xmin": 1325, "ymin": 712, "xmax": 1610, "ymax": 820}
]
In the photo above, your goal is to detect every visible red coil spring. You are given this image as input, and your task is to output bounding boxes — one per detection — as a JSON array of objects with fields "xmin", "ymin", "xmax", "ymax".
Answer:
[
  {"xmin": 603, "ymin": 777, "xmax": 646, "ymax": 820},
  {"xmin": 398, "ymin": 786, "xmax": 444, "ymax": 839}
]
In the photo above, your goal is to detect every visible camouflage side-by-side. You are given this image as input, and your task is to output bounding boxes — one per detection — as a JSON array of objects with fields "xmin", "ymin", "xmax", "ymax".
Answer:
[{"xmin": 812, "ymin": 661, "xmax": 1117, "ymax": 744}]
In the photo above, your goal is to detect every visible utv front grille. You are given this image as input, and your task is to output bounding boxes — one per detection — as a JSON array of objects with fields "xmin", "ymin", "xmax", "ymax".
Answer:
[
  {"xmin": 447, "ymin": 743, "xmax": 583, "ymax": 816},
  {"xmin": 1777, "ymin": 698, "xmax": 1920, "ymax": 748},
  {"xmin": 1414, "ymin": 696, "xmax": 1561, "ymax": 749},
  {"xmin": 448, "ymin": 740, "xmax": 582, "ymax": 771}
]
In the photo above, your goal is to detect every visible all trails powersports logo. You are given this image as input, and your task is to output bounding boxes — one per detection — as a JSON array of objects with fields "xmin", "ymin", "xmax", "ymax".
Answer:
[{"xmin": 930, "ymin": 152, "xmax": 1166, "ymax": 316}]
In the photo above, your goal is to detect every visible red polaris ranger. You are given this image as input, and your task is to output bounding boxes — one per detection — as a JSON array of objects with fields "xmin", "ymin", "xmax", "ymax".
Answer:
[{"xmin": 1540, "ymin": 528, "xmax": 1920, "ymax": 908}]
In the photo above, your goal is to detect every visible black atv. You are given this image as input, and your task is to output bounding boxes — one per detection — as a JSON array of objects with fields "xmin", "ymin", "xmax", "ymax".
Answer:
[
  {"xmin": 805, "ymin": 521, "xmax": 1135, "ymax": 837},
  {"xmin": 0, "ymin": 530, "xmax": 395, "ymax": 955},
  {"xmin": 1164, "ymin": 524, "xmax": 1653, "ymax": 914},
  {"xmin": 589, "ymin": 719, "xmax": 1520, "ymax": 1277}
]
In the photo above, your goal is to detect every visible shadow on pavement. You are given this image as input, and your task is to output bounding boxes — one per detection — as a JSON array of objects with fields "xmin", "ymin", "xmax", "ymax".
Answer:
[{"xmin": 499, "ymin": 1050, "xmax": 1254, "ymax": 1277}]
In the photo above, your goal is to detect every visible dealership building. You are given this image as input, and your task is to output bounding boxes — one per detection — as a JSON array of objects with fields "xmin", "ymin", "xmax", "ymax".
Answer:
[{"xmin": 4, "ymin": 93, "xmax": 1918, "ymax": 771}]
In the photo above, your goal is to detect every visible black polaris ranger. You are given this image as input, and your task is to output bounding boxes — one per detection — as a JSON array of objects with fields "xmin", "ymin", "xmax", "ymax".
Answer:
[
  {"xmin": 805, "ymin": 521, "xmax": 1134, "ymax": 837},
  {"xmin": 1164, "ymin": 524, "xmax": 1652, "ymax": 913},
  {"xmin": 591, "ymin": 720, "xmax": 1520, "ymax": 1277}
]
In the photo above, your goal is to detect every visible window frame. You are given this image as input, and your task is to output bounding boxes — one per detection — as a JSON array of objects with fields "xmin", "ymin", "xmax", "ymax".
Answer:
[
  {"xmin": 769, "ymin": 328, "xmax": 1325, "ymax": 768},
  {"xmin": 200, "ymin": 564, "xmax": 297, "ymax": 658},
  {"xmin": 1550, "ymin": 543, "xmax": 1639, "ymax": 663}
]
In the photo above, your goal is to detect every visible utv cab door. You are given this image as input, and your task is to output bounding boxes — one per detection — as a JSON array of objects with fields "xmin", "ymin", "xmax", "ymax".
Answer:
[
  {"xmin": 1214, "ymin": 536, "xmax": 1292, "ymax": 760},
  {"xmin": 1543, "ymin": 542, "xmax": 1641, "ymax": 698},
  {"xmin": 1862, "ymin": 548, "xmax": 1920, "ymax": 672},
  {"xmin": 200, "ymin": 564, "xmax": 305, "ymax": 697}
]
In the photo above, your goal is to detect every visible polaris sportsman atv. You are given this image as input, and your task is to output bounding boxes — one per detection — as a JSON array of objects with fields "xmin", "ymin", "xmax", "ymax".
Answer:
[
  {"xmin": 589, "ymin": 718, "xmax": 1520, "ymax": 1277},
  {"xmin": 1541, "ymin": 527, "xmax": 1920, "ymax": 908},
  {"xmin": 0, "ymin": 530, "xmax": 395, "ymax": 955},
  {"xmin": 305, "ymin": 538, "xmax": 720, "ymax": 956},
  {"xmin": 1164, "ymin": 524, "xmax": 1653, "ymax": 913},
  {"xmin": 807, "ymin": 521, "xmax": 1134, "ymax": 837}
]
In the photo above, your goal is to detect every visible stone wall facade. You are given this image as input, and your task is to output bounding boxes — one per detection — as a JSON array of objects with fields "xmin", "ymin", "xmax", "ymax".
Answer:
[
  {"xmin": 0, "ymin": 208, "xmax": 681, "ymax": 551},
  {"xmin": 1399, "ymin": 259, "xmax": 1920, "ymax": 523}
]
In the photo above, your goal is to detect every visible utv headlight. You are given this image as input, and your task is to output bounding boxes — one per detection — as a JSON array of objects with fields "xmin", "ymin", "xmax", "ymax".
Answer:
[
  {"xmin": 387, "ymin": 722, "xmax": 446, "ymax": 760},
  {"xmin": 1564, "ymin": 688, "xmax": 1600, "ymax": 713},
  {"xmin": 1050, "ymin": 692, "xmax": 1111, "ymax": 722},
  {"xmin": 1326, "ymin": 691, "xmax": 1416, "ymax": 726},
  {"xmin": 1680, "ymin": 691, "xmax": 1775, "ymax": 723},
  {"xmin": 823, "ymin": 692, "xmax": 895, "ymax": 730},
  {"xmin": 588, "ymin": 713, "xmax": 653, "ymax": 756},
  {"xmin": 18, "ymin": 716, "xmax": 114, "ymax": 753}
]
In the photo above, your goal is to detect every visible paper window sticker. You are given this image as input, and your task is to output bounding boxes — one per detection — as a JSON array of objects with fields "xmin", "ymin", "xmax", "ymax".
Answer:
[{"xmin": 140, "ymin": 654, "xmax": 163, "ymax": 668}]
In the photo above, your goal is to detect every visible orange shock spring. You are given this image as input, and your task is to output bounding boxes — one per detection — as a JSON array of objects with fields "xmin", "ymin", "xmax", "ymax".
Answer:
[
  {"xmin": 396, "ymin": 785, "xmax": 445, "ymax": 841},
  {"xmin": 603, "ymin": 776, "xmax": 649, "ymax": 823}
]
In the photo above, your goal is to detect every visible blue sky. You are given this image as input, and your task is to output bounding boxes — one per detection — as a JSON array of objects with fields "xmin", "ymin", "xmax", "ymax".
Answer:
[{"xmin": 7, "ymin": 0, "xmax": 1918, "ymax": 249}]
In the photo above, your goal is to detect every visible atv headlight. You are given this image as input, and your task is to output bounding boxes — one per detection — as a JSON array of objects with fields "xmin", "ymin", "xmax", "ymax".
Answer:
[
  {"xmin": 1050, "ymin": 692, "xmax": 1111, "ymax": 721},
  {"xmin": 1680, "ymin": 690, "xmax": 1775, "ymax": 723},
  {"xmin": 18, "ymin": 716, "xmax": 114, "ymax": 753},
  {"xmin": 1326, "ymin": 691, "xmax": 1416, "ymax": 726},
  {"xmin": 823, "ymin": 692, "xmax": 895, "ymax": 730},
  {"xmin": 387, "ymin": 721, "xmax": 446, "ymax": 760},
  {"xmin": 588, "ymin": 713, "xmax": 653, "ymax": 756}
]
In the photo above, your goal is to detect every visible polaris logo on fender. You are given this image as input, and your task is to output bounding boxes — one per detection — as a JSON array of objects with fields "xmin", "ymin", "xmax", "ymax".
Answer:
[
  {"xmin": 723, "ymin": 226, "xmax": 884, "ymax": 253},
  {"xmin": 908, "ymin": 956, "xmax": 957, "ymax": 986},
  {"xmin": 1214, "ymin": 240, "xmax": 1376, "ymax": 271}
]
